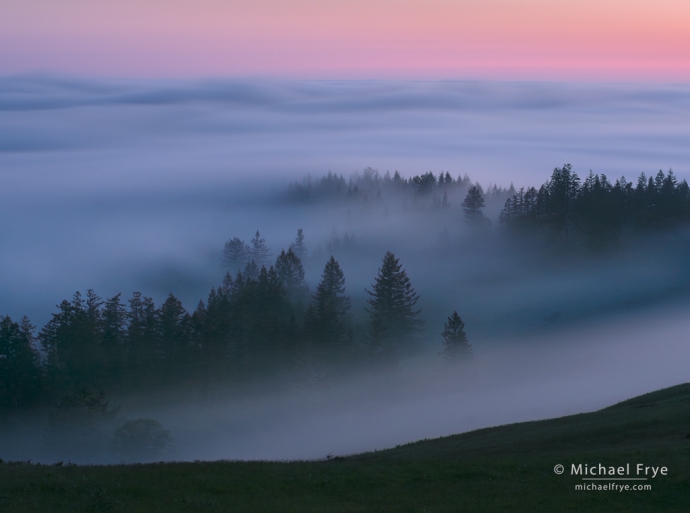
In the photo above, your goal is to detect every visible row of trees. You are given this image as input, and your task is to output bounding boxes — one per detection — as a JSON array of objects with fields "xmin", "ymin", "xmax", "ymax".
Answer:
[
  {"xmin": 285, "ymin": 166, "xmax": 690, "ymax": 248},
  {"xmin": 222, "ymin": 230, "xmax": 278, "ymax": 269},
  {"xmin": 221, "ymin": 229, "xmax": 310, "ymax": 270},
  {"xmin": 499, "ymin": 166, "xmax": 690, "ymax": 246},
  {"xmin": 0, "ymin": 316, "xmax": 43, "ymax": 412},
  {"xmin": 1, "ymin": 251, "xmax": 472, "ymax": 415},
  {"xmin": 286, "ymin": 168, "xmax": 514, "ymax": 208},
  {"xmin": 460, "ymin": 165, "xmax": 690, "ymax": 244}
]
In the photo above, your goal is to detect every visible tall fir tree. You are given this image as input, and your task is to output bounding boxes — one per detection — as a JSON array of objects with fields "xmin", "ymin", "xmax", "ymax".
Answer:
[
  {"xmin": 40, "ymin": 291, "xmax": 105, "ymax": 392},
  {"xmin": 544, "ymin": 164, "xmax": 580, "ymax": 245},
  {"xmin": 365, "ymin": 252, "xmax": 423, "ymax": 361},
  {"xmin": 221, "ymin": 237, "xmax": 248, "ymax": 270},
  {"xmin": 462, "ymin": 185, "xmax": 488, "ymax": 225},
  {"xmin": 125, "ymin": 292, "xmax": 158, "ymax": 387},
  {"xmin": 256, "ymin": 265, "xmax": 295, "ymax": 354},
  {"xmin": 242, "ymin": 259, "xmax": 260, "ymax": 281},
  {"xmin": 0, "ymin": 315, "xmax": 43, "ymax": 413},
  {"xmin": 304, "ymin": 256, "xmax": 352, "ymax": 349},
  {"xmin": 289, "ymin": 228, "xmax": 308, "ymax": 261},
  {"xmin": 275, "ymin": 248, "xmax": 310, "ymax": 306},
  {"xmin": 247, "ymin": 230, "xmax": 272, "ymax": 267},
  {"xmin": 157, "ymin": 293, "xmax": 191, "ymax": 380},
  {"xmin": 439, "ymin": 311, "xmax": 472, "ymax": 362},
  {"xmin": 101, "ymin": 293, "xmax": 127, "ymax": 385}
]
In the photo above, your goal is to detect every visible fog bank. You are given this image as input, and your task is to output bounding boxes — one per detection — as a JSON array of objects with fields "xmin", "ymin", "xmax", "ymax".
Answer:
[
  {"xmin": 2, "ymin": 77, "xmax": 690, "ymax": 325},
  {"xmin": 2, "ymin": 301, "xmax": 688, "ymax": 463}
]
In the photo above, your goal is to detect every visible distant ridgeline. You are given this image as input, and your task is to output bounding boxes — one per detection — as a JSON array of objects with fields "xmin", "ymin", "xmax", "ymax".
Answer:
[
  {"xmin": 0, "ymin": 242, "xmax": 472, "ymax": 417},
  {"xmin": 286, "ymin": 167, "xmax": 515, "ymax": 210},
  {"xmin": 287, "ymin": 165, "xmax": 690, "ymax": 247},
  {"xmin": 2, "ymin": 164, "xmax": 688, "ymax": 420}
]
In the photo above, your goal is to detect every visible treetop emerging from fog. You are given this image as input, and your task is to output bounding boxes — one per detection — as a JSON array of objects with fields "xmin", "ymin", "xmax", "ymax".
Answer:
[{"xmin": 286, "ymin": 166, "xmax": 690, "ymax": 248}]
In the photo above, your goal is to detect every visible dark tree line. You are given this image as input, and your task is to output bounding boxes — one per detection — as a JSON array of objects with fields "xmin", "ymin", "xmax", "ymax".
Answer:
[
  {"xmin": 0, "ymin": 316, "xmax": 43, "ymax": 412},
  {"xmin": 7, "ymin": 163, "xmax": 687, "ymax": 414},
  {"xmin": 1, "ymin": 247, "xmax": 449, "ymax": 414},
  {"xmin": 500, "ymin": 165, "xmax": 690, "ymax": 247},
  {"xmin": 287, "ymin": 166, "xmax": 690, "ymax": 249},
  {"xmin": 221, "ymin": 230, "xmax": 273, "ymax": 270},
  {"xmin": 286, "ymin": 167, "xmax": 514, "ymax": 208}
]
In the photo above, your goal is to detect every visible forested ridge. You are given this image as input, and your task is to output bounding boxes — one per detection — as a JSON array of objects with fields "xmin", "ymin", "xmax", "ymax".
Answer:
[
  {"xmin": 1, "ymin": 247, "xmax": 451, "ymax": 421},
  {"xmin": 288, "ymin": 165, "xmax": 690, "ymax": 247},
  {"xmin": 2, "ymin": 163, "xmax": 688, "ymax": 424}
]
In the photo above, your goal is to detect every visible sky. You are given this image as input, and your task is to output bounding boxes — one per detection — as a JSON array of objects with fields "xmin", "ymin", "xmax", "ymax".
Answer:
[{"xmin": 1, "ymin": 0, "xmax": 689, "ymax": 80}]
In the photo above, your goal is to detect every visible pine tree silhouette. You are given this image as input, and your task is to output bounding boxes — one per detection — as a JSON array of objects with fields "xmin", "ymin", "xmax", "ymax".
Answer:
[
  {"xmin": 0, "ymin": 315, "xmax": 42, "ymax": 412},
  {"xmin": 462, "ymin": 185, "xmax": 488, "ymax": 225},
  {"xmin": 221, "ymin": 237, "xmax": 248, "ymax": 269},
  {"xmin": 365, "ymin": 252, "xmax": 423, "ymax": 361},
  {"xmin": 439, "ymin": 311, "xmax": 472, "ymax": 362},
  {"xmin": 304, "ymin": 256, "xmax": 352, "ymax": 348},
  {"xmin": 275, "ymin": 248, "xmax": 309, "ymax": 305},
  {"xmin": 247, "ymin": 231, "xmax": 272, "ymax": 267},
  {"xmin": 289, "ymin": 229, "xmax": 308, "ymax": 261}
]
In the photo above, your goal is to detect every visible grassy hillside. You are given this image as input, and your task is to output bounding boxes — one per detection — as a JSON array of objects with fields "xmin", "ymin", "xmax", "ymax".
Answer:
[{"xmin": 2, "ymin": 384, "xmax": 690, "ymax": 512}]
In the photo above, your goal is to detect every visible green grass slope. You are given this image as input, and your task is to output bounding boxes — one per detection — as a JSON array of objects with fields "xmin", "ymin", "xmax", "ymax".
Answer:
[{"xmin": 2, "ymin": 384, "xmax": 690, "ymax": 512}]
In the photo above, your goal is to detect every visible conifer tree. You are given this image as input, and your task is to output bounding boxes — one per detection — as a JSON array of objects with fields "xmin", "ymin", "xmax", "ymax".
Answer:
[
  {"xmin": 462, "ymin": 186, "xmax": 488, "ymax": 225},
  {"xmin": 157, "ymin": 293, "xmax": 191, "ymax": 379},
  {"xmin": 101, "ymin": 294, "xmax": 127, "ymax": 381},
  {"xmin": 412, "ymin": 172, "xmax": 436, "ymax": 196},
  {"xmin": 0, "ymin": 315, "xmax": 43, "ymax": 412},
  {"xmin": 439, "ymin": 311, "xmax": 472, "ymax": 362},
  {"xmin": 40, "ymin": 292, "xmax": 105, "ymax": 391},
  {"xmin": 289, "ymin": 229, "xmax": 308, "ymax": 261},
  {"xmin": 85, "ymin": 289, "xmax": 102, "ymax": 323},
  {"xmin": 304, "ymin": 256, "xmax": 352, "ymax": 349},
  {"xmin": 125, "ymin": 292, "xmax": 158, "ymax": 386},
  {"xmin": 19, "ymin": 316, "xmax": 37, "ymax": 349},
  {"xmin": 256, "ymin": 265, "xmax": 294, "ymax": 348},
  {"xmin": 247, "ymin": 230, "xmax": 272, "ymax": 267},
  {"xmin": 275, "ymin": 249, "xmax": 309, "ymax": 305},
  {"xmin": 242, "ymin": 260, "xmax": 260, "ymax": 281},
  {"xmin": 544, "ymin": 164, "xmax": 580, "ymax": 244},
  {"xmin": 365, "ymin": 252, "xmax": 423, "ymax": 360},
  {"xmin": 221, "ymin": 237, "xmax": 248, "ymax": 269}
]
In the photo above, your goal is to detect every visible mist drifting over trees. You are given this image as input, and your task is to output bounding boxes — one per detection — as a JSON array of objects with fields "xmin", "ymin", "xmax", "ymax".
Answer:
[
  {"xmin": 2, "ymin": 162, "xmax": 690, "ymax": 463},
  {"xmin": 2, "ymin": 78, "xmax": 690, "ymax": 464}
]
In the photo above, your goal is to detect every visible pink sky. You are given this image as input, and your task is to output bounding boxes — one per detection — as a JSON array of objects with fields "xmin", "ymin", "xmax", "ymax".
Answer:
[{"xmin": 1, "ymin": 0, "xmax": 688, "ymax": 80}]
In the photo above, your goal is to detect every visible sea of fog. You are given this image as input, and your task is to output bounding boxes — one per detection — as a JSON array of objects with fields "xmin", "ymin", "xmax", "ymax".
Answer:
[
  {"xmin": 1, "ymin": 76, "xmax": 689, "ymax": 327},
  {"xmin": 3, "ymin": 300, "xmax": 690, "ymax": 463},
  {"xmin": 1, "ymin": 76, "xmax": 690, "ymax": 462},
  {"xmin": 149, "ymin": 301, "xmax": 690, "ymax": 461}
]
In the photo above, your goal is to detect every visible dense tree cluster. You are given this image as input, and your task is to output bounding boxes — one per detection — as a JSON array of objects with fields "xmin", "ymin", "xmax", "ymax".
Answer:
[
  {"xmin": 462, "ymin": 186, "xmax": 491, "ymax": 227},
  {"xmin": 0, "ymin": 316, "xmax": 43, "ymax": 412},
  {"xmin": 1, "ymin": 241, "xmax": 446, "ymax": 415},
  {"xmin": 288, "ymin": 166, "xmax": 690, "ymax": 249},
  {"xmin": 500, "ymin": 165, "xmax": 690, "ymax": 247},
  {"xmin": 221, "ymin": 230, "xmax": 273, "ymax": 270},
  {"xmin": 286, "ymin": 167, "xmax": 514, "ymax": 209},
  {"xmin": 17, "ymin": 163, "xmax": 687, "ymax": 414},
  {"xmin": 304, "ymin": 257, "xmax": 352, "ymax": 352}
]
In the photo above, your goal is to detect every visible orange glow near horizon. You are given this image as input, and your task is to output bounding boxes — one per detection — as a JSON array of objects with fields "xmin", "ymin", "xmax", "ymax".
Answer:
[{"xmin": 1, "ymin": 0, "xmax": 688, "ymax": 80}]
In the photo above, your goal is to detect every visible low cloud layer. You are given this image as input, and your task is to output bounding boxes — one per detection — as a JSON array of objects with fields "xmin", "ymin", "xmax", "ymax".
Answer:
[
  {"xmin": 1, "ymin": 77, "xmax": 689, "ymax": 323},
  {"xmin": 1, "ymin": 77, "xmax": 689, "ymax": 463}
]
